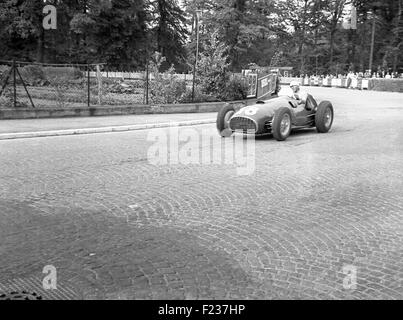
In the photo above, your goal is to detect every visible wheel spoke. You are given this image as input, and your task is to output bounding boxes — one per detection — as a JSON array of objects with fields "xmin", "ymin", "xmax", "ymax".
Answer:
[
  {"xmin": 324, "ymin": 108, "xmax": 332, "ymax": 127},
  {"xmin": 280, "ymin": 114, "xmax": 290, "ymax": 136}
]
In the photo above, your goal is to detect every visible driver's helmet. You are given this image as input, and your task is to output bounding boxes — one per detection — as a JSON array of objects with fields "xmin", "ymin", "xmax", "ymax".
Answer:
[{"xmin": 289, "ymin": 80, "xmax": 300, "ymax": 88}]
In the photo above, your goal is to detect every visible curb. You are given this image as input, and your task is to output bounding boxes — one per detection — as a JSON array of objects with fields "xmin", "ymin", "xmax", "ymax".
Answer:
[{"xmin": 0, "ymin": 118, "xmax": 216, "ymax": 141}]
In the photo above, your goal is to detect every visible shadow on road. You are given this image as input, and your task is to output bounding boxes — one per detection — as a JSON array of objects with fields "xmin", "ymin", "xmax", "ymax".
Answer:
[{"xmin": 251, "ymin": 128, "xmax": 317, "ymax": 141}]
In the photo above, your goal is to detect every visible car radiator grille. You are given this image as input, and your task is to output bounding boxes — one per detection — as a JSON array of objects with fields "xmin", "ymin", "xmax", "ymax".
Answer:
[
  {"xmin": 229, "ymin": 117, "xmax": 257, "ymax": 133},
  {"xmin": 264, "ymin": 120, "xmax": 273, "ymax": 132}
]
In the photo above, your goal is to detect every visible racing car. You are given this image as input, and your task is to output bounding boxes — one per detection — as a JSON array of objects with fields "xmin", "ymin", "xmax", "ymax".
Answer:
[{"xmin": 216, "ymin": 91, "xmax": 334, "ymax": 141}]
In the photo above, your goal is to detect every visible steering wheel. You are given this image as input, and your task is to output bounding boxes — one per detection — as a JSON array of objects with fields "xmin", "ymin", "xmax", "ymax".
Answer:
[{"xmin": 288, "ymin": 100, "xmax": 298, "ymax": 109}]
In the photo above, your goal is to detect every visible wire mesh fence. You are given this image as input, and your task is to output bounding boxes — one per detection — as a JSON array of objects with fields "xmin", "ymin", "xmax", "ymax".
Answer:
[
  {"xmin": 0, "ymin": 61, "xmax": 163, "ymax": 108},
  {"xmin": 0, "ymin": 62, "xmax": 34, "ymax": 109},
  {"xmin": 97, "ymin": 66, "xmax": 147, "ymax": 105},
  {"xmin": 0, "ymin": 60, "xmax": 254, "ymax": 109},
  {"xmin": 0, "ymin": 61, "xmax": 94, "ymax": 109}
]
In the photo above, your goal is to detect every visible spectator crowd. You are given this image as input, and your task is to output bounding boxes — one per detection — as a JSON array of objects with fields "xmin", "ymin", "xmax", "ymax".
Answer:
[{"xmin": 300, "ymin": 70, "xmax": 403, "ymax": 81}]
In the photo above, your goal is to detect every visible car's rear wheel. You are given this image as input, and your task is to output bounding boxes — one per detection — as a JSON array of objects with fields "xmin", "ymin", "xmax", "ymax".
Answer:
[
  {"xmin": 272, "ymin": 107, "xmax": 292, "ymax": 141},
  {"xmin": 315, "ymin": 101, "xmax": 334, "ymax": 133},
  {"xmin": 217, "ymin": 103, "xmax": 235, "ymax": 137}
]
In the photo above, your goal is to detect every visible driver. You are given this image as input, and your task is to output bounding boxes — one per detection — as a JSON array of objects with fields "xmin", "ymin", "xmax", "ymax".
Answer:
[{"xmin": 289, "ymin": 81, "xmax": 308, "ymax": 109}]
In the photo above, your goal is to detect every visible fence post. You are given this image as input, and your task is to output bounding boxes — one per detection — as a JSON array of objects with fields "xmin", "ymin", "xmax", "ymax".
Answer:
[
  {"xmin": 145, "ymin": 60, "xmax": 149, "ymax": 105},
  {"xmin": 13, "ymin": 60, "xmax": 16, "ymax": 108},
  {"xmin": 96, "ymin": 64, "xmax": 102, "ymax": 105},
  {"xmin": 192, "ymin": 64, "xmax": 196, "ymax": 102},
  {"xmin": 87, "ymin": 64, "xmax": 90, "ymax": 107},
  {"xmin": 15, "ymin": 65, "xmax": 35, "ymax": 108}
]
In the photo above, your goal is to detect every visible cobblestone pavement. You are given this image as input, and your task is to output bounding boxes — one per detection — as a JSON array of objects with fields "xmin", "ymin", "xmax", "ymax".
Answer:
[{"xmin": 0, "ymin": 87, "xmax": 402, "ymax": 299}]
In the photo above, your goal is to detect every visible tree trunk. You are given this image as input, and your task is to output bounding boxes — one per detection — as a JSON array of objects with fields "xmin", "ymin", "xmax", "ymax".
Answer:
[
  {"xmin": 384, "ymin": 0, "xmax": 403, "ymax": 71},
  {"xmin": 347, "ymin": 28, "xmax": 356, "ymax": 70},
  {"xmin": 359, "ymin": 14, "xmax": 368, "ymax": 72},
  {"xmin": 298, "ymin": 38, "xmax": 305, "ymax": 74},
  {"xmin": 369, "ymin": 14, "xmax": 376, "ymax": 72},
  {"xmin": 36, "ymin": 27, "xmax": 45, "ymax": 63},
  {"xmin": 299, "ymin": 0, "xmax": 308, "ymax": 75},
  {"xmin": 393, "ymin": 48, "xmax": 398, "ymax": 72},
  {"xmin": 329, "ymin": 30, "xmax": 334, "ymax": 68},
  {"xmin": 329, "ymin": 1, "xmax": 346, "ymax": 72}
]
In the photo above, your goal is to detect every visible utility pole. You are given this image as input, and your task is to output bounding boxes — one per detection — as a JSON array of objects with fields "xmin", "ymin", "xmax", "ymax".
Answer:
[
  {"xmin": 146, "ymin": 57, "xmax": 149, "ymax": 105},
  {"xmin": 369, "ymin": 10, "xmax": 376, "ymax": 73},
  {"xmin": 191, "ymin": 10, "xmax": 201, "ymax": 102}
]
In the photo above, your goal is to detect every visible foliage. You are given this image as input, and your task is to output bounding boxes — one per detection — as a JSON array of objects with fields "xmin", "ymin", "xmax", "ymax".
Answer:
[
  {"xmin": 219, "ymin": 76, "xmax": 248, "ymax": 101},
  {"xmin": 0, "ymin": 0, "xmax": 402, "ymax": 79},
  {"xmin": 0, "ymin": 87, "xmax": 28, "ymax": 108},
  {"xmin": 103, "ymin": 79, "xmax": 144, "ymax": 94},
  {"xmin": 150, "ymin": 0, "xmax": 190, "ymax": 72},
  {"xmin": 42, "ymin": 67, "xmax": 83, "ymax": 82},
  {"xmin": 148, "ymin": 52, "xmax": 187, "ymax": 104},
  {"xmin": 0, "ymin": 88, "xmax": 13, "ymax": 108},
  {"xmin": 18, "ymin": 65, "xmax": 47, "ymax": 86},
  {"xmin": 0, "ymin": 65, "xmax": 10, "ymax": 85},
  {"xmin": 16, "ymin": 65, "xmax": 83, "ymax": 86},
  {"xmin": 179, "ymin": 86, "xmax": 217, "ymax": 103},
  {"xmin": 195, "ymin": 33, "xmax": 230, "ymax": 99}
]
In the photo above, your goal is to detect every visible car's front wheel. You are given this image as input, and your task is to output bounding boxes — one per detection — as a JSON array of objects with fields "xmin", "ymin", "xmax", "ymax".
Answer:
[
  {"xmin": 217, "ymin": 103, "xmax": 236, "ymax": 137},
  {"xmin": 272, "ymin": 107, "xmax": 292, "ymax": 141},
  {"xmin": 315, "ymin": 101, "xmax": 334, "ymax": 133}
]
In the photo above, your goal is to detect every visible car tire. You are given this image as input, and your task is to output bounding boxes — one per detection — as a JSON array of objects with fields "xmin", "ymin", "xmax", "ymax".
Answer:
[
  {"xmin": 217, "ymin": 103, "xmax": 235, "ymax": 137},
  {"xmin": 272, "ymin": 107, "xmax": 292, "ymax": 141},
  {"xmin": 315, "ymin": 101, "xmax": 334, "ymax": 133}
]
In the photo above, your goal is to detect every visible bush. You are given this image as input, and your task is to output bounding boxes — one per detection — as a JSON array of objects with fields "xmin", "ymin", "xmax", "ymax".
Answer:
[
  {"xmin": 11, "ymin": 65, "xmax": 84, "ymax": 87},
  {"xmin": 0, "ymin": 88, "xmax": 13, "ymax": 108},
  {"xmin": 368, "ymin": 79, "xmax": 403, "ymax": 92},
  {"xmin": 0, "ymin": 87, "xmax": 28, "ymax": 108},
  {"xmin": 103, "ymin": 79, "xmax": 144, "ymax": 94},
  {"xmin": 19, "ymin": 65, "xmax": 47, "ymax": 86},
  {"xmin": 218, "ymin": 76, "xmax": 248, "ymax": 101},
  {"xmin": 178, "ymin": 86, "xmax": 217, "ymax": 103},
  {"xmin": 43, "ymin": 66, "xmax": 83, "ymax": 82},
  {"xmin": 0, "ymin": 65, "xmax": 11, "ymax": 85},
  {"xmin": 147, "ymin": 55, "xmax": 187, "ymax": 104},
  {"xmin": 149, "ymin": 75, "xmax": 187, "ymax": 104},
  {"xmin": 103, "ymin": 78, "xmax": 144, "ymax": 89},
  {"xmin": 131, "ymin": 79, "xmax": 145, "ymax": 89},
  {"xmin": 195, "ymin": 32, "xmax": 230, "ymax": 99}
]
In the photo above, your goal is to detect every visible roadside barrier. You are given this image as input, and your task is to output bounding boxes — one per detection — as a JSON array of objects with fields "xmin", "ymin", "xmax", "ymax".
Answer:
[{"xmin": 285, "ymin": 76, "xmax": 400, "ymax": 91}]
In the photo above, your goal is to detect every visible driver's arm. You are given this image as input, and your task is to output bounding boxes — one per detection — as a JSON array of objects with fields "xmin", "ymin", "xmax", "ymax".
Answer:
[{"xmin": 297, "ymin": 91, "xmax": 308, "ymax": 105}]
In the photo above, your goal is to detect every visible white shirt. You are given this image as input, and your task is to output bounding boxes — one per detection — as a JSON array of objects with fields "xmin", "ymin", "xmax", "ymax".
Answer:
[{"xmin": 291, "ymin": 89, "xmax": 308, "ymax": 104}]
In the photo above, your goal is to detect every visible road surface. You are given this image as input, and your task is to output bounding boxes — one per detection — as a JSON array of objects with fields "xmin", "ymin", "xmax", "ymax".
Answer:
[{"xmin": 0, "ymin": 87, "xmax": 402, "ymax": 299}]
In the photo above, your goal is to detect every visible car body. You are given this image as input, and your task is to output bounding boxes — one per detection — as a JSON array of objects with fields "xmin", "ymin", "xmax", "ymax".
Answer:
[
  {"xmin": 229, "ymin": 95, "xmax": 318, "ymax": 135},
  {"xmin": 216, "ymin": 92, "xmax": 334, "ymax": 141}
]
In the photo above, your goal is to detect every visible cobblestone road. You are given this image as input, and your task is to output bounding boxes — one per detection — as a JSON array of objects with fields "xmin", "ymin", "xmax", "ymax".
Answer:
[{"xmin": 0, "ymin": 87, "xmax": 402, "ymax": 299}]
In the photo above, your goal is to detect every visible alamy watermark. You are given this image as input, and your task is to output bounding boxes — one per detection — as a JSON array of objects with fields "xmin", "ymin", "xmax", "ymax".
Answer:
[
  {"xmin": 147, "ymin": 127, "xmax": 256, "ymax": 176},
  {"xmin": 42, "ymin": 265, "xmax": 57, "ymax": 290},
  {"xmin": 43, "ymin": 5, "xmax": 57, "ymax": 30},
  {"xmin": 342, "ymin": 264, "xmax": 357, "ymax": 290}
]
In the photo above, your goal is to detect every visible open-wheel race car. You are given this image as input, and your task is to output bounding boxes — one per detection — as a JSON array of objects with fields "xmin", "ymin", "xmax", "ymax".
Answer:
[{"xmin": 216, "ymin": 84, "xmax": 334, "ymax": 141}]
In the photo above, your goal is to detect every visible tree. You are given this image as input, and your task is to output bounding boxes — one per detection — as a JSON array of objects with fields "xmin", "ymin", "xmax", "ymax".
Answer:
[
  {"xmin": 195, "ymin": 31, "xmax": 230, "ymax": 97},
  {"xmin": 0, "ymin": 0, "xmax": 401, "ymax": 74},
  {"xmin": 323, "ymin": 0, "xmax": 347, "ymax": 68},
  {"xmin": 0, "ymin": 0, "xmax": 43, "ymax": 61},
  {"xmin": 352, "ymin": 0, "xmax": 402, "ymax": 73},
  {"xmin": 184, "ymin": 0, "xmax": 278, "ymax": 71},
  {"xmin": 69, "ymin": 0, "xmax": 149, "ymax": 67},
  {"xmin": 150, "ymin": 0, "xmax": 190, "ymax": 72},
  {"xmin": 276, "ymin": 0, "xmax": 330, "ymax": 74}
]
